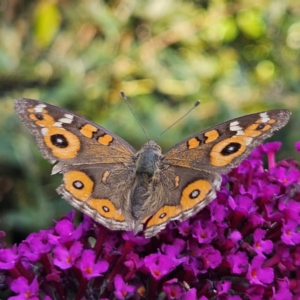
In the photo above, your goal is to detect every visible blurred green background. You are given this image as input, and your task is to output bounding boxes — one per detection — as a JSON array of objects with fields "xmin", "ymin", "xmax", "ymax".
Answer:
[{"xmin": 0, "ymin": 0, "xmax": 299, "ymax": 246}]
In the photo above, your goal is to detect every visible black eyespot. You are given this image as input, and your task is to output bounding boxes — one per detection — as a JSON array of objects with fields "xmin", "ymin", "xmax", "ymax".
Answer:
[
  {"xmin": 35, "ymin": 113, "xmax": 43, "ymax": 120},
  {"xmin": 159, "ymin": 213, "xmax": 166, "ymax": 219},
  {"xmin": 102, "ymin": 206, "xmax": 109, "ymax": 213},
  {"xmin": 50, "ymin": 134, "xmax": 68, "ymax": 148},
  {"xmin": 189, "ymin": 189, "xmax": 200, "ymax": 199},
  {"xmin": 73, "ymin": 181, "xmax": 84, "ymax": 189},
  {"xmin": 221, "ymin": 142, "xmax": 241, "ymax": 156},
  {"xmin": 256, "ymin": 124, "xmax": 265, "ymax": 130}
]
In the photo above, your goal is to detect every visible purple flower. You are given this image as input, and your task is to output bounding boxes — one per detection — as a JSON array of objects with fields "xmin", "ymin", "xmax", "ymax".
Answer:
[
  {"xmin": 162, "ymin": 279, "xmax": 197, "ymax": 300},
  {"xmin": 278, "ymin": 199, "xmax": 300, "ymax": 221},
  {"xmin": 198, "ymin": 244, "xmax": 222, "ymax": 270},
  {"xmin": 184, "ymin": 241, "xmax": 222, "ymax": 275},
  {"xmin": 226, "ymin": 251, "xmax": 248, "ymax": 274},
  {"xmin": 261, "ymin": 141, "xmax": 282, "ymax": 153},
  {"xmin": 124, "ymin": 252, "xmax": 143, "ymax": 271},
  {"xmin": 162, "ymin": 279, "xmax": 183, "ymax": 299},
  {"xmin": 192, "ymin": 220, "xmax": 217, "ymax": 243},
  {"xmin": 49, "ymin": 218, "xmax": 83, "ymax": 245},
  {"xmin": 161, "ymin": 238, "xmax": 186, "ymax": 265},
  {"xmin": 182, "ymin": 288, "xmax": 197, "ymax": 300},
  {"xmin": 281, "ymin": 220, "xmax": 300, "ymax": 245},
  {"xmin": 263, "ymin": 142, "xmax": 282, "ymax": 166},
  {"xmin": 144, "ymin": 252, "xmax": 177, "ymax": 280},
  {"xmin": 216, "ymin": 280, "xmax": 231, "ymax": 294},
  {"xmin": 53, "ymin": 241, "xmax": 83, "ymax": 269},
  {"xmin": 18, "ymin": 230, "xmax": 53, "ymax": 261},
  {"xmin": 252, "ymin": 229, "xmax": 273, "ymax": 256},
  {"xmin": 178, "ymin": 219, "xmax": 193, "ymax": 236},
  {"xmin": 114, "ymin": 274, "xmax": 135, "ymax": 299},
  {"xmin": 270, "ymin": 166, "xmax": 300, "ymax": 186},
  {"xmin": 9, "ymin": 276, "xmax": 39, "ymax": 300},
  {"xmin": 0, "ymin": 248, "xmax": 18, "ymax": 270},
  {"xmin": 209, "ymin": 200, "xmax": 226, "ymax": 222},
  {"xmin": 229, "ymin": 194, "xmax": 257, "ymax": 215},
  {"xmin": 76, "ymin": 249, "xmax": 109, "ymax": 279},
  {"xmin": 247, "ymin": 255, "xmax": 274, "ymax": 285},
  {"xmin": 122, "ymin": 231, "xmax": 149, "ymax": 245},
  {"xmin": 246, "ymin": 285, "xmax": 265, "ymax": 300},
  {"xmin": 271, "ymin": 278, "xmax": 293, "ymax": 299}
]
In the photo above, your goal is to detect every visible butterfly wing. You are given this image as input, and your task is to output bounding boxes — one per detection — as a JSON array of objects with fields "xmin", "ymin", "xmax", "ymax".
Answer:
[
  {"xmin": 142, "ymin": 109, "xmax": 291, "ymax": 237},
  {"xmin": 14, "ymin": 98, "xmax": 137, "ymax": 231},
  {"xmin": 142, "ymin": 166, "xmax": 221, "ymax": 238},
  {"xmin": 164, "ymin": 110, "xmax": 291, "ymax": 173}
]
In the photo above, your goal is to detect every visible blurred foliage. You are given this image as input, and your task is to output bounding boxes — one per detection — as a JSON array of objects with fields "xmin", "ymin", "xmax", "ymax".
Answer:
[{"xmin": 0, "ymin": 0, "xmax": 300, "ymax": 245}]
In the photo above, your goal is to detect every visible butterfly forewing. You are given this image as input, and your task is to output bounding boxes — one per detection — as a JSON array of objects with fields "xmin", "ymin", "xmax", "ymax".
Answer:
[
  {"xmin": 14, "ymin": 98, "xmax": 136, "ymax": 166},
  {"xmin": 164, "ymin": 109, "xmax": 291, "ymax": 174}
]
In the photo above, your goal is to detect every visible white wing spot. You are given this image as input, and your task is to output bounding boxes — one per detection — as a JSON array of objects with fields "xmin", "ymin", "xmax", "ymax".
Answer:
[
  {"xmin": 59, "ymin": 117, "xmax": 73, "ymax": 124},
  {"xmin": 64, "ymin": 114, "xmax": 74, "ymax": 120},
  {"xmin": 41, "ymin": 128, "xmax": 48, "ymax": 136},
  {"xmin": 34, "ymin": 104, "xmax": 47, "ymax": 113},
  {"xmin": 245, "ymin": 137, "xmax": 252, "ymax": 145},
  {"xmin": 53, "ymin": 122, "xmax": 63, "ymax": 127},
  {"xmin": 230, "ymin": 121, "xmax": 244, "ymax": 136},
  {"xmin": 259, "ymin": 112, "xmax": 270, "ymax": 123}
]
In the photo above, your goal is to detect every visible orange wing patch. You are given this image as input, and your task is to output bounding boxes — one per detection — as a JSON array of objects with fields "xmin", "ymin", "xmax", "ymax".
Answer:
[
  {"xmin": 180, "ymin": 179, "xmax": 211, "ymax": 210},
  {"xmin": 187, "ymin": 137, "xmax": 200, "ymax": 149},
  {"xmin": 88, "ymin": 198, "xmax": 125, "ymax": 221},
  {"xmin": 64, "ymin": 171, "xmax": 125, "ymax": 221},
  {"xmin": 174, "ymin": 175, "xmax": 180, "ymax": 188},
  {"xmin": 101, "ymin": 171, "xmax": 110, "ymax": 183},
  {"xmin": 146, "ymin": 179, "xmax": 212, "ymax": 228},
  {"xmin": 29, "ymin": 109, "xmax": 55, "ymax": 127},
  {"xmin": 98, "ymin": 134, "xmax": 113, "ymax": 146},
  {"xmin": 44, "ymin": 128, "xmax": 81, "ymax": 159},
  {"xmin": 27, "ymin": 104, "xmax": 80, "ymax": 159},
  {"xmin": 80, "ymin": 124, "xmax": 98, "ymax": 138},
  {"xmin": 204, "ymin": 130, "xmax": 219, "ymax": 143},
  {"xmin": 64, "ymin": 171, "xmax": 94, "ymax": 201},
  {"xmin": 146, "ymin": 205, "xmax": 181, "ymax": 228},
  {"xmin": 210, "ymin": 136, "xmax": 248, "ymax": 167},
  {"xmin": 244, "ymin": 123, "xmax": 264, "ymax": 137},
  {"xmin": 244, "ymin": 115, "xmax": 276, "ymax": 137}
]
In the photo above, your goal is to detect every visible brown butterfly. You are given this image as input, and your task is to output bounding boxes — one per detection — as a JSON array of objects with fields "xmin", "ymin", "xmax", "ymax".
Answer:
[{"xmin": 15, "ymin": 98, "xmax": 291, "ymax": 238}]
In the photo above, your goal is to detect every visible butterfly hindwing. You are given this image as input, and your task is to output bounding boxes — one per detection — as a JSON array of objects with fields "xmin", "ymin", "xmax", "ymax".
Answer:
[
  {"xmin": 142, "ymin": 166, "xmax": 222, "ymax": 238},
  {"xmin": 57, "ymin": 163, "xmax": 136, "ymax": 231}
]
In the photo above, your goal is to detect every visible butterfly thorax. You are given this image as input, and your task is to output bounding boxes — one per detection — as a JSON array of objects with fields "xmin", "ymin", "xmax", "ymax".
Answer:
[
  {"xmin": 135, "ymin": 140, "xmax": 162, "ymax": 176},
  {"xmin": 130, "ymin": 140, "xmax": 163, "ymax": 219}
]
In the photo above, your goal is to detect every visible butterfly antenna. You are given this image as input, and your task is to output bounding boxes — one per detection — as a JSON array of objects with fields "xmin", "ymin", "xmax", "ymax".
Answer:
[
  {"xmin": 155, "ymin": 100, "xmax": 201, "ymax": 142},
  {"xmin": 120, "ymin": 91, "xmax": 150, "ymax": 141}
]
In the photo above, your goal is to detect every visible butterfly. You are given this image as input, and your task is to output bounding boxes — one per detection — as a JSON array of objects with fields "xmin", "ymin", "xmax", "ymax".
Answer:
[{"xmin": 14, "ymin": 98, "xmax": 291, "ymax": 238}]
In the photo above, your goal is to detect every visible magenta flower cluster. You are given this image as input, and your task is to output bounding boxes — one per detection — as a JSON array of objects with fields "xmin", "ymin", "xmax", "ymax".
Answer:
[{"xmin": 1, "ymin": 141, "xmax": 300, "ymax": 299}]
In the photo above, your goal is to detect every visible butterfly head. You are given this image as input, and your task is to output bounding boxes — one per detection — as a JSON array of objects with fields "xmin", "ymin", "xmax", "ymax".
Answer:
[
  {"xmin": 135, "ymin": 140, "xmax": 162, "ymax": 178},
  {"xmin": 142, "ymin": 140, "xmax": 162, "ymax": 152}
]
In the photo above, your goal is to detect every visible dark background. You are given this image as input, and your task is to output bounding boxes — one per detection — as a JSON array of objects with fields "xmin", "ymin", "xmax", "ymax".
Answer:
[{"xmin": 0, "ymin": 0, "xmax": 299, "ymax": 246}]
